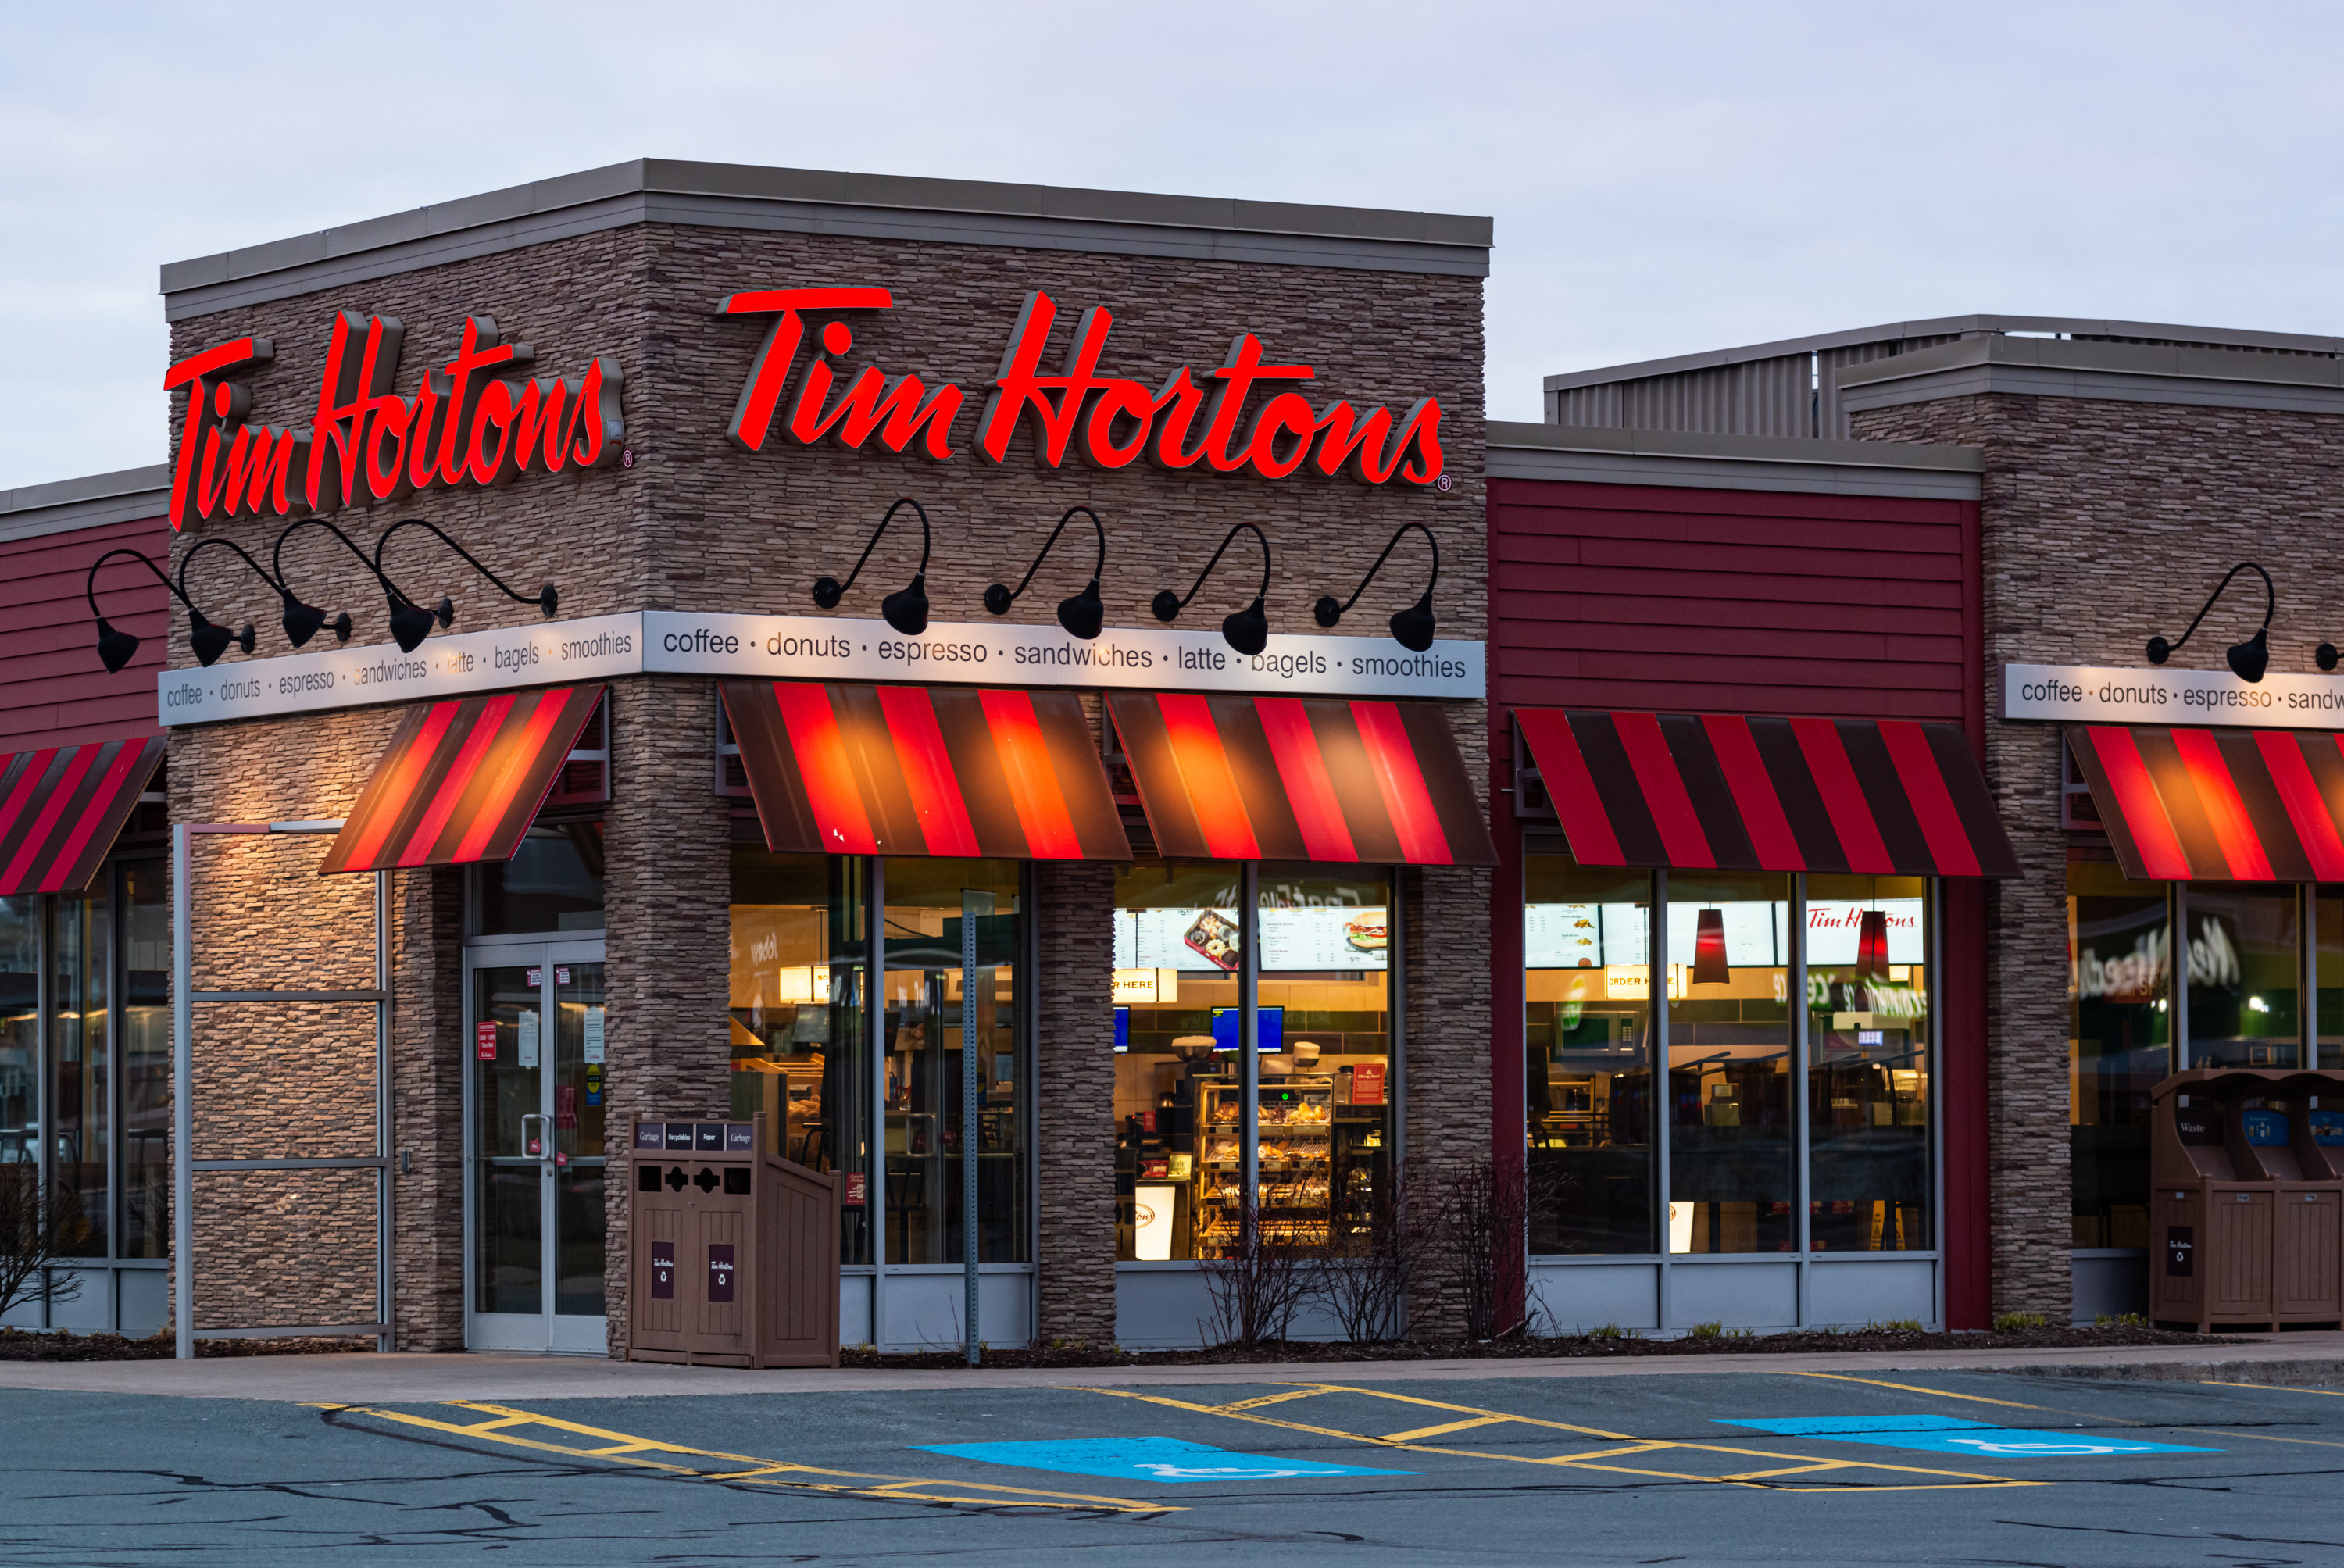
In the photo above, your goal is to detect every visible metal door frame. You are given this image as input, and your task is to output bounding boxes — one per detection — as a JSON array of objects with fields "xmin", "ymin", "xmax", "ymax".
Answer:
[{"xmin": 461, "ymin": 937, "xmax": 607, "ymax": 1354}]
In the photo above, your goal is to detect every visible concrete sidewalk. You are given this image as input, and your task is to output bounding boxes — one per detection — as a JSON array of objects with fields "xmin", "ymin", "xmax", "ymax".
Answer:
[{"xmin": 2, "ymin": 1332, "xmax": 2339, "ymax": 1402}]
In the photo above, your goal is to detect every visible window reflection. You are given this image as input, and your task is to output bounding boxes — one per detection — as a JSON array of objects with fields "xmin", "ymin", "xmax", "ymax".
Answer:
[
  {"xmin": 120, "ymin": 863, "xmax": 170, "ymax": 1259},
  {"xmin": 1113, "ymin": 864, "xmax": 1240, "ymax": 1261},
  {"xmin": 0, "ymin": 896, "xmax": 34, "ymax": 1174},
  {"xmin": 1525, "ymin": 855, "xmax": 1653, "ymax": 1254},
  {"xmin": 2186, "ymin": 885, "xmax": 2299, "ymax": 1070},
  {"xmin": 1666, "ymin": 873, "xmax": 1793, "ymax": 1254},
  {"xmin": 1806, "ymin": 873, "xmax": 1930, "ymax": 1252}
]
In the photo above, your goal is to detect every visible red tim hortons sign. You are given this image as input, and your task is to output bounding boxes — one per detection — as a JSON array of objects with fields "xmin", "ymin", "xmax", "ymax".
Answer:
[
  {"xmin": 163, "ymin": 313, "xmax": 624, "ymax": 531},
  {"xmin": 719, "ymin": 287, "xmax": 1446, "ymax": 486}
]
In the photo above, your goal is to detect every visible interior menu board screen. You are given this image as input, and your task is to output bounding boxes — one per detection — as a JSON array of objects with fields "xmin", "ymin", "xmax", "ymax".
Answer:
[{"xmin": 1112, "ymin": 905, "xmax": 1389, "ymax": 971}]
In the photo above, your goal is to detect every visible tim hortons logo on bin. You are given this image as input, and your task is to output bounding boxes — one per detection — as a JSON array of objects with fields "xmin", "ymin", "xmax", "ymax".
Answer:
[
  {"xmin": 162, "ymin": 313, "xmax": 624, "ymax": 531},
  {"xmin": 717, "ymin": 288, "xmax": 1446, "ymax": 487}
]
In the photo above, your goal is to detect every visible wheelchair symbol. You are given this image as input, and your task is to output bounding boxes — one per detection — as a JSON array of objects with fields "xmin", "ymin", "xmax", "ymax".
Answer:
[{"xmin": 1942, "ymin": 1438, "xmax": 2145, "ymax": 1456}]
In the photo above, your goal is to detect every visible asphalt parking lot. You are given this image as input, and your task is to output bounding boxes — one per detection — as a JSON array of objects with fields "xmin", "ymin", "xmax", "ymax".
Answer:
[{"xmin": 4, "ymin": 1367, "xmax": 2342, "ymax": 1566}]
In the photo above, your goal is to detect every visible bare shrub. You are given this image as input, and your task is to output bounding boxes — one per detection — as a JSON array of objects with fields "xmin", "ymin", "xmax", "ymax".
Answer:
[
  {"xmin": 0, "ymin": 1167, "xmax": 90, "ymax": 1320},
  {"xmin": 1199, "ymin": 1206, "xmax": 1317, "ymax": 1349},
  {"xmin": 1424, "ymin": 1159, "xmax": 1560, "ymax": 1341},
  {"xmin": 1317, "ymin": 1177, "xmax": 1421, "ymax": 1343}
]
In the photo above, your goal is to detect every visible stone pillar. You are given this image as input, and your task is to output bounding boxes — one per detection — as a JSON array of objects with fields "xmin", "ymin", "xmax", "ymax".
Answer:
[
  {"xmin": 1404, "ymin": 860, "xmax": 1495, "ymax": 1336},
  {"xmin": 1033, "ymin": 858, "xmax": 1117, "ymax": 1347},
  {"xmin": 389, "ymin": 864, "xmax": 466, "ymax": 1349},
  {"xmin": 599, "ymin": 674, "xmax": 734, "ymax": 1356}
]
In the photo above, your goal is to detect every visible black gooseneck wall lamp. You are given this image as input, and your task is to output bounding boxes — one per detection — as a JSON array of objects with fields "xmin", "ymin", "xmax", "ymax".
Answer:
[
  {"xmin": 86, "ymin": 548, "xmax": 245, "ymax": 673},
  {"xmin": 1153, "ymin": 523, "xmax": 1271, "ymax": 657},
  {"xmin": 173, "ymin": 538, "xmax": 283, "ymax": 667},
  {"xmin": 376, "ymin": 519, "xmax": 559, "ymax": 652},
  {"xmin": 814, "ymin": 497, "xmax": 931, "ymax": 637},
  {"xmin": 276, "ymin": 518, "xmax": 437, "ymax": 653},
  {"xmin": 2148, "ymin": 561, "xmax": 2274, "ymax": 684},
  {"xmin": 1313, "ymin": 522, "xmax": 1440, "ymax": 653},
  {"xmin": 985, "ymin": 505, "xmax": 1106, "ymax": 639}
]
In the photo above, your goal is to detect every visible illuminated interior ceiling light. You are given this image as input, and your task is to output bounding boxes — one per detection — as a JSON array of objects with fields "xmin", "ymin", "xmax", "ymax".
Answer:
[
  {"xmin": 1856, "ymin": 910, "xmax": 1891, "ymax": 981},
  {"xmin": 986, "ymin": 505, "xmax": 1106, "ymax": 640},
  {"xmin": 1153, "ymin": 523, "xmax": 1271, "ymax": 657},
  {"xmin": 1692, "ymin": 908, "xmax": 1730, "ymax": 986},
  {"xmin": 376, "ymin": 517, "xmax": 559, "ymax": 652},
  {"xmin": 2148, "ymin": 561, "xmax": 2274, "ymax": 683},
  {"xmin": 814, "ymin": 497, "xmax": 931, "ymax": 637},
  {"xmin": 1313, "ymin": 522, "xmax": 1439, "ymax": 652}
]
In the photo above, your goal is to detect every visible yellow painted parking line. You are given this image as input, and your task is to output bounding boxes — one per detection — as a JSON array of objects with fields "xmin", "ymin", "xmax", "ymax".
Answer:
[
  {"xmin": 1380, "ymin": 1414, "xmax": 1515, "ymax": 1441},
  {"xmin": 331, "ymin": 1400, "xmax": 1177, "ymax": 1515},
  {"xmin": 1074, "ymin": 1384, "xmax": 2042, "ymax": 1492},
  {"xmin": 1213, "ymin": 1389, "xmax": 1338, "ymax": 1413},
  {"xmin": 2204, "ymin": 1380, "xmax": 2344, "ymax": 1397},
  {"xmin": 1770, "ymin": 1371, "xmax": 2049, "ymax": 1410}
]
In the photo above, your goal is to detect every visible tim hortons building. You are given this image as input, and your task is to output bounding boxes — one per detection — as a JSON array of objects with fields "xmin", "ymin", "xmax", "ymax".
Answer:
[{"xmin": 5, "ymin": 160, "xmax": 2340, "ymax": 1352}]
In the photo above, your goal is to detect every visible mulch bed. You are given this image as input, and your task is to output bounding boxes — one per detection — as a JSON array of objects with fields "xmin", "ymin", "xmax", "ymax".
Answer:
[
  {"xmin": 841, "ymin": 1322, "xmax": 2242, "ymax": 1370},
  {"xmin": 0, "ymin": 1330, "xmax": 375, "ymax": 1363}
]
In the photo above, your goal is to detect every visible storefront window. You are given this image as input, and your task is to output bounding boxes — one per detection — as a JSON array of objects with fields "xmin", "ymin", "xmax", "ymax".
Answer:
[
  {"xmin": 1806, "ymin": 873, "xmax": 1930, "ymax": 1252},
  {"xmin": 478, "ymin": 823, "xmax": 605, "ymax": 934},
  {"xmin": 879, "ymin": 858, "xmax": 1027, "ymax": 1266},
  {"xmin": 2186, "ymin": 884, "xmax": 2299, "ymax": 1070},
  {"xmin": 730, "ymin": 851, "xmax": 871, "ymax": 1266},
  {"xmin": 1667, "ymin": 873, "xmax": 1792, "ymax": 1254},
  {"xmin": 2319, "ymin": 890, "xmax": 2344, "ymax": 1070},
  {"xmin": 1525, "ymin": 854, "xmax": 1653, "ymax": 1254},
  {"xmin": 1259, "ymin": 865, "xmax": 1391, "ymax": 1252},
  {"xmin": 1113, "ymin": 863, "xmax": 1241, "ymax": 1260},
  {"xmin": 51, "ymin": 884, "xmax": 107, "ymax": 1256},
  {"xmin": 120, "ymin": 861, "xmax": 170, "ymax": 1259},
  {"xmin": 2067, "ymin": 859, "xmax": 2167, "ymax": 1249},
  {"xmin": 0, "ymin": 896, "xmax": 33, "ymax": 1172}
]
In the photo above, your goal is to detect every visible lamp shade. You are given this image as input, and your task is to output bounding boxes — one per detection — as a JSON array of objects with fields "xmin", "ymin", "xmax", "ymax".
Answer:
[
  {"xmin": 1388, "ymin": 591, "xmax": 1435, "ymax": 652},
  {"xmin": 282, "ymin": 593, "xmax": 328, "ymax": 649},
  {"xmin": 1692, "ymin": 908, "xmax": 1730, "ymax": 986},
  {"xmin": 95, "ymin": 618, "xmax": 140, "ymax": 674},
  {"xmin": 389, "ymin": 598, "xmax": 438, "ymax": 654},
  {"xmin": 1221, "ymin": 596, "xmax": 1268, "ymax": 657},
  {"xmin": 2227, "ymin": 627, "xmax": 2270, "ymax": 684},
  {"xmin": 1056, "ymin": 578, "xmax": 1104, "ymax": 641},
  {"xmin": 881, "ymin": 573, "xmax": 930, "ymax": 637},
  {"xmin": 188, "ymin": 610, "xmax": 234, "ymax": 668},
  {"xmin": 1856, "ymin": 909, "xmax": 1890, "ymax": 980}
]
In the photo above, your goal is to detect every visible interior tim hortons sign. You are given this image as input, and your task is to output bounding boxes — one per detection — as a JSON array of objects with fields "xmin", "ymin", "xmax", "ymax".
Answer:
[
  {"xmin": 719, "ymin": 287, "xmax": 1448, "ymax": 487},
  {"xmin": 163, "ymin": 314, "xmax": 624, "ymax": 530}
]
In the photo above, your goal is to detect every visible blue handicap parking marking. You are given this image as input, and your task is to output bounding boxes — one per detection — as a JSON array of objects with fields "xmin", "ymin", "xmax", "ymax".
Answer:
[
  {"xmin": 912, "ymin": 1436, "xmax": 1416, "ymax": 1483},
  {"xmin": 1716, "ymin": 1415, "xmax": 2217, "ymax": 1458}
]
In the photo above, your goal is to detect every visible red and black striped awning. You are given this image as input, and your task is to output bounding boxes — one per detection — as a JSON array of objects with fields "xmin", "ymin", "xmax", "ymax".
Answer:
[
  {"xmin": 1517, "ymin": 709, "xmax": 2017, "ymax": 877},
  {"xmin": 320, "ymin": 687, "xmax": 606, "ymax": 875},
  {"xmin": 0, "ymin": 737, "xmax": 166, "ymax": 895},
  {"xmin": 2066, "ymin": 724, "xmax": 2344, "ymax": 882},
  {"xmin": 1107, "ymin": 693, "xmax": 1497, "ymax": 866},
  {"xmin": 724, "ymin": 681, "xmax": 1131, "ymax": 860}
]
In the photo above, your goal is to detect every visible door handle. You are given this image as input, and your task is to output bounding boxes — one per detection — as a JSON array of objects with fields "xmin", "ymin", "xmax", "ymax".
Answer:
[{"xmin": 520, "ymin": 1113, "xmax": 550, "ymax": 1163}]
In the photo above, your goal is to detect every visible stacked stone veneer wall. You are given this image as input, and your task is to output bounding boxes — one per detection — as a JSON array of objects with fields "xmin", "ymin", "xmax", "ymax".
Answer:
[
  {"xmin": 1850, "ymin": 391, "xmax": 2344, "ymax": 1320},
  {"xmin": 166, "ymin": 216, "xmax": 1485, "ymax": 1352}
]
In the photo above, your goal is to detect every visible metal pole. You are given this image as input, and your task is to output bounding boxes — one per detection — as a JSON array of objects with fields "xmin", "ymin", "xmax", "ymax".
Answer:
[
  {"xmin": 961, "ymin": 887, "xmax": 979, "ymax": 1366},
  {"xmin": 171, "ymin": 823, "xmax": 192, "ymax": 1360},
  {"xmin": 1240, "ymin": 864, "xmax": 1260, "ymax": 1259},
  {"xmin": 1652, "ymin": 870, "xmax": 1670, "ymax": 1330},
  {"xmin": 375, "ymin": 868, "xmax": 392, "ymax": 1354},
  {"xmin": 866, "ymin": 856, "xmax": 886, "ymax": 1349},
  {"xmin": 1388, "ymin": 870, "xmax": 1406, "ymax": 1189},
  {"xmin": 1789, "ymin": 875, "xmax": 1810, "ymax": 1327}
]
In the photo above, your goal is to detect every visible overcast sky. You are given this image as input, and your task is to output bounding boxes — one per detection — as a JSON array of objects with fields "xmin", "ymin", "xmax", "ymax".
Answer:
[{"xmin": 4, "ymin": 2, "xmax": 2336, "ymax": 490}]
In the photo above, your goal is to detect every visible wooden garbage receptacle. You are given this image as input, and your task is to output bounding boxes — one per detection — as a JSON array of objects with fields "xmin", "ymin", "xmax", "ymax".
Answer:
[
  {"xmin": 2150, "ymin": 1069, "xmax": 2344, "ymax": 1333},
  {"xmin": 625, "ymin": 1113, "xmax": 840, "ymax": 1367}
]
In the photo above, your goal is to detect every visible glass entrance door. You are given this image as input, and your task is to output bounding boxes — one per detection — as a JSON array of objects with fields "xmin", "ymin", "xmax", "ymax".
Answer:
[{"xmin": 466, "ymin": 942, "xmax": 608, "ymax": 1352}]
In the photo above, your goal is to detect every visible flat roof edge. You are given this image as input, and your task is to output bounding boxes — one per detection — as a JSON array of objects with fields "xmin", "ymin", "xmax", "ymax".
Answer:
[
  {"xmin": 161, "ymin": 159, "xmax": 1493, "ymax": 298},
  {"xmin": 1487, "ymin": 421, "xmax": 1982, "ymax": 471},
  {"xmin": 1543, "ymin": 313, "xmax": 2344, "ymax": 391},
  {"xmin": 0, "ymin": 465, "xmax": 170, "ymax": 545}
]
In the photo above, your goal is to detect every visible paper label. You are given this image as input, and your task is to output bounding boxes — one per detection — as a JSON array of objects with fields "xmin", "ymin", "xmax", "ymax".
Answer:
[
  {"xmin": 650, "ymin": 1241, "xmax": 675, "ymax": 1299},
  {"xmin": 475, "ymin": 1021, "xmax": 498, "ymax": 1061},
  {"xmin": 708, "ymin": 1244, "xmax": 737, "ymax": 1303},
  {"xmin": 583, "ymin": 1006, "xmax": 606, "ymax": 1064},
  {"xmin": 518, "ymin": 1010, "xmax": 540, "ymax": 1068}
]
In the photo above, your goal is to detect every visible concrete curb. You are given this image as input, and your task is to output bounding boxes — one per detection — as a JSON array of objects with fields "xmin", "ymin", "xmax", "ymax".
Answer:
[{"xmin": 2017, "ymin": 1356, "xmax": 2344, "ymax": 1386}]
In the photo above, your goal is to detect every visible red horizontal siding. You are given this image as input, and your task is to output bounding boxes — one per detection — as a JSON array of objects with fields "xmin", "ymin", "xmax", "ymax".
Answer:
[
  {"xmin": 0, "ymin": 513, "xmax": 169, "ymax": 752},
  {"xmin": 1489, "ymin": 477, "xmax": 1980, "ymax": 736}
]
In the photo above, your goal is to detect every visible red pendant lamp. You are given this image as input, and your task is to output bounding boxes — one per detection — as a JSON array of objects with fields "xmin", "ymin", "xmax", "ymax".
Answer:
[
  {"xmin": 1692, "ymin": 908, "xmax": 1730, "ymax": 986},
  {"xmin": 1856, "ymin": 910, "xmax": 1891, "ymax": 981}
]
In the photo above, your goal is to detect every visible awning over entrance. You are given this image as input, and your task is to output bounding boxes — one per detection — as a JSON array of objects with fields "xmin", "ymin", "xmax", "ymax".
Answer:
[
  {"xmin": 722, "ymin": 681, "xmax": 1131, "ymax": 860},
  {"xmin": 320, "ymin": 687, "xmax": 607, "ymax": 874},
  {"xmin": 1106, "ymin": 693, "xmax": 1497, "ymax": 866},
  {"xmin": 1517, "ymin": 709, "xmax": 2017, "ymax": 877},
  {"xmin": 0, "ymin": 737, "xmax": 166, "ymax": 895},
  {"xmin": 2066, "ymin": 723, "xmax": 2344, "ymax": 882}
]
